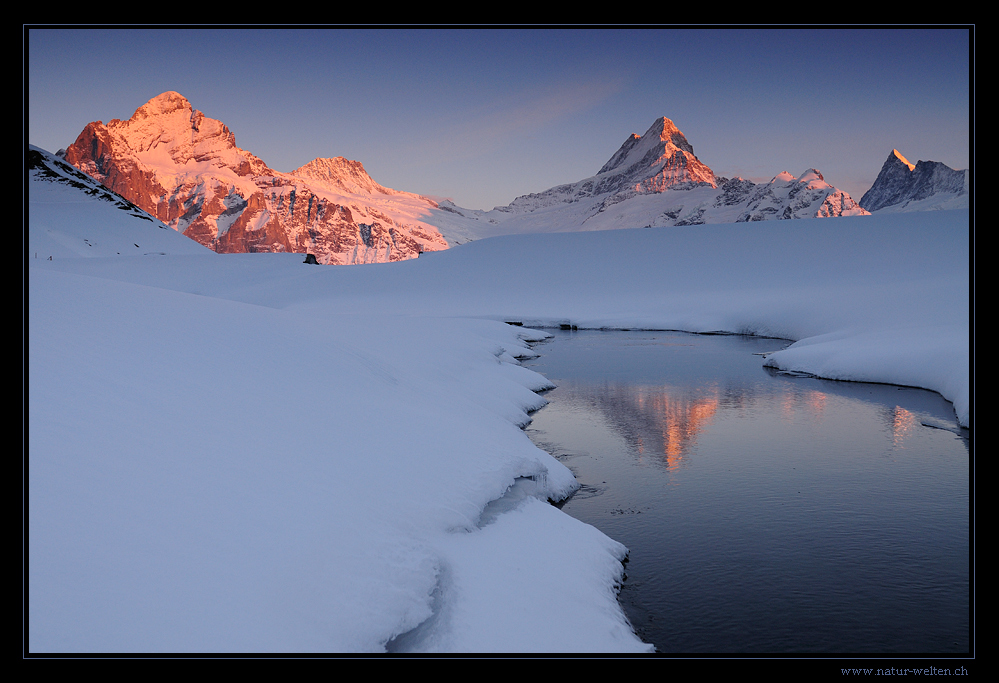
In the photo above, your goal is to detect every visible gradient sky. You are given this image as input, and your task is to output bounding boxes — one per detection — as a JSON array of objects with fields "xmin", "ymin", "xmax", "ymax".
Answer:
[{"xmin": 26, "ymin": 27, "xmax": 971, "ymax": 210}]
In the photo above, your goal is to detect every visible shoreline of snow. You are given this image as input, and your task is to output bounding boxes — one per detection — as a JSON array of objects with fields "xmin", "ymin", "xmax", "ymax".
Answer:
[
  {"xmin": 28, "ymin": 264, "xmax": 653, "ymax": 652},
  {"xmin": 487, "ymin": 321, "xmax": 969, "ymax": 429},
  {"xmin": 31, "ymin": 208, "xmax": 970, "ymax": 428}
]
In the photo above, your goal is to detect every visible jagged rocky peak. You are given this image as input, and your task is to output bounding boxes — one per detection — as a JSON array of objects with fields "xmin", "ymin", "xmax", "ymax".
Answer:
[
  {"xmin": 503, "ymin": 116, "xmax": 720, "ymax": 215},
  {"xmin": 598, "ymin": 117, "xmax": 698, "ymax": 175},
  {"xmin": 64, "ymin": 90, "xmax": 271, "ymax": 181},
  {"xmin": 59, "ymin": 91, "xmax": 449, "ymax": 265},
  {"xmin": 593, "ymin": 116, "xmax": 716, "ymax": 193},
  {"xmin": 651, "ymin": 116, "xmax": 696, "ymax": 154},
  {"xmin": 860, "ymin": 149, "xmax": 967, "ymax": 212}
]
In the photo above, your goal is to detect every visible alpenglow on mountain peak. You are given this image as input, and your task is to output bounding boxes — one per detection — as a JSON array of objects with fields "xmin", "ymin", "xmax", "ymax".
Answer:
[
  {"xmin": 290, "ymin": 156, "xmax": 405, "ymax": 197},
  {"xmin": 596, "ymin": 116, "xmax": 704, "ymax": 179},
  {"xmin": 890, "ymin": 149, "xmax": 916, "ymax": 172},
  {"xmin": 61, "ymin": 91, "xmax": 449, "ymax": 264},
  {"xmin": 859, "ymin": 148, "xmax": 967, "ymax": 213},
  {"xmin": 132, "ymin": 90, "xmax": 193, "ymax": 118},
  {"xmin": 468, "ymin": 114, "xmax": 869, "ymax": 238}
]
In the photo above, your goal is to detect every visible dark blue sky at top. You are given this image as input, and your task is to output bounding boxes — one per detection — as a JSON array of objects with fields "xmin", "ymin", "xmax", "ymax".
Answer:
[{"xmin": 27, "ymin": 27, "xmax": 971, "ymax": 210}]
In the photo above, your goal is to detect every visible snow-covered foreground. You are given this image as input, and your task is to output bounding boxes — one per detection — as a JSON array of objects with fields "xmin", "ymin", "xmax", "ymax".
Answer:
[
  {"xmin": 30, "ymin": 266, "xmax": 647, "ymax": 652},
  {"xmin": 28, "ymin": 168, "xmax": 969, "ymax": 652}
]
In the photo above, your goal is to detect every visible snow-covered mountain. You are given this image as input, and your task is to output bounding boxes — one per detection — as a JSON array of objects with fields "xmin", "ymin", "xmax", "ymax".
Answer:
[
  {"xmin": 506, "ymin": 117, "xmax": 718, "ymax": 211},
  {"xmin": 60, "ymin": 91, "xmax": 450, "ymax": 264},
  {"xmin": 55, "ymin": 96, "xmax": 888, "ymax": 257},
  {"xmin": 859, "ymin": 149, "xmax": 968, "ymax": 213},
  {"xmin": 428, "ymin": 117, "xmax": 870, "ymax": 244}
]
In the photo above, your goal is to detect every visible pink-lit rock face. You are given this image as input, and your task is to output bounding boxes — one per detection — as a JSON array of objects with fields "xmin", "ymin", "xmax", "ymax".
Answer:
[
  {"xmin": 63, "ymin": 92, "xmax": 449, "ymax": 264},
  {"xmin": 597, "ymin": 117, "xmax": 717, "ymax": 193}
]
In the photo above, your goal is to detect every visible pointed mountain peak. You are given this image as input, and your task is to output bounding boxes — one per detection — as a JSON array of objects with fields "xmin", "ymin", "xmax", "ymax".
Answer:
[
  {"xmin": 861, "ymin": 149, "xmax": 966, "ymax": 212},
  {"xmin": 890, "ymin": 149, "xmax": 916, "ymax": 171},
  {"xmin": 646, "ymin": 116, "xmax": 695, "ymax": 155},
  {"xmin": 595, "ymin": 116, "xmax": 709, "ymax": 188}
]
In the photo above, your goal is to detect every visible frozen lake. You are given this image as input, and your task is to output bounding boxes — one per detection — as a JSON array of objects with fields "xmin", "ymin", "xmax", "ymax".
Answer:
[{"xmin": 522, "ymin": 329, "xmax": 970, "ymax": 653}]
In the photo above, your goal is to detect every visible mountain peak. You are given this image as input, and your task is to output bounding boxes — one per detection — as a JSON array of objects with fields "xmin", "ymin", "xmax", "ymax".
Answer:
[
  {"xmin": 61, "ymin": 93, "xmax": 449, "ymax": 264},
  {"xmin": 860, "ymin": 149, "xmax": 966, "ymax": 212},
  {"xmin": 593, "ymin": 116, "xmax": 714, "ymax": 190},
  {"xmin": 647, "ymin": 116, "xmax": 695, "ymax": 155},
  {"xmin": 130, "ymin": 91, "xmax": 193, "ymax": 121},
  {"xmin": 797, "ymin": 169, "xmax": 826, "ymax": 186},
  {"xmin": 291, "ymin": 156, "xmax": 398, "ymax": 196},
  {"xmin": 890, "ymin": 149, "xmax": 916, "ymax": 171}
]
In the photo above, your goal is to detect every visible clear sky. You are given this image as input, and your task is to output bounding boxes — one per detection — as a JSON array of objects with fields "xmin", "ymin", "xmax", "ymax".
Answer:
[{"xmin": 26, "ymin": 27, "xmax": 971, "ymax": 210}]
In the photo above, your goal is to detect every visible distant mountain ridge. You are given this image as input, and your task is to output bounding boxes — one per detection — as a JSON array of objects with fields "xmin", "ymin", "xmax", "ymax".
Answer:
[
  {"xmin": 428, "ymin": 117, "xmax": 870, "ymax": 244},
  {"xmin": 859, "ymin": 149, "xmax": 968, "ymax": 213},
  {"xmin": 61, "ymin": 91, "xmax": 449, "ymax": 264},
  {"xmin": 57, "ymin": 95, "xmax": 956, "ymax": 257}
]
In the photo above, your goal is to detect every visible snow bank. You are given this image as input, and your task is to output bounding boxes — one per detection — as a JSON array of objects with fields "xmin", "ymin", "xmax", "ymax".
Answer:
[{"xmin": 29, "ymin": 266, "xmax": 644, "ymax": 652}]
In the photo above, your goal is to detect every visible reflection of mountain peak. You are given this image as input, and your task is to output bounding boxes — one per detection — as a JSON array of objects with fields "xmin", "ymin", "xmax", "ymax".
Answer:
[{"xmin": 567, "ymin": 381, "xmax": 720, "ymax": 469}]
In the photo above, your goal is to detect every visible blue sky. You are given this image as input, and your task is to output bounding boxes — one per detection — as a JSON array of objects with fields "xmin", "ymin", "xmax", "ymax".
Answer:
[{"xmin": 27, "ymin": 27, "xmax": 971, "ymax": 210}]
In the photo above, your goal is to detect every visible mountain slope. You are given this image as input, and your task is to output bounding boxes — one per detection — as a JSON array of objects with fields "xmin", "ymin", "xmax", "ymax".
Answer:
[
  {"xmin": 28, "ymin": 145, "xmax": 214, "ymax": 259},
  {"xmin": 60, "ymin": 92, "xmax": 449, "ymax": 264}
]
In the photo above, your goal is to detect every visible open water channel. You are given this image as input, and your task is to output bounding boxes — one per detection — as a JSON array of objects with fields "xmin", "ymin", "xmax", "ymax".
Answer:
[{"xmin": 521, "ymin": 329, "xmax": 970, "ymax": 654}]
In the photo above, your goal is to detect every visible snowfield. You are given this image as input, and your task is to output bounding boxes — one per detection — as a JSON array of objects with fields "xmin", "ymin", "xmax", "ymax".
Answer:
[{"xmin": 27, "ymin": 146, "xmax": 969, "ymax": 653}]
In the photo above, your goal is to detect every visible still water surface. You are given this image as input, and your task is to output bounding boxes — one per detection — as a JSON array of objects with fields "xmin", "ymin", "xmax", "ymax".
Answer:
[{"xmin": 522, "ymin": 330, "xmax": 969, "ymax": 654}]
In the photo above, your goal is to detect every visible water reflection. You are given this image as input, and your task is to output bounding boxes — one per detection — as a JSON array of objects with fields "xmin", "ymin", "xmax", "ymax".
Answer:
[
  {"xmin": 570, "ymin": 382, "xmax": 720, "ymax": 470},
  {"xmin": 548, "ymin": 375, "xmax": 941, "ymax": 473},
  {"xmin": 524, "ymin": 330, "xmax": 969, "ymax": 653},
  {"xmin": 886, "ymin": 405, "xmax": 917, "ymax": 449},
  {"xmin": 545, "ymin": 353, "xmax": 962, "ymax": 471}
]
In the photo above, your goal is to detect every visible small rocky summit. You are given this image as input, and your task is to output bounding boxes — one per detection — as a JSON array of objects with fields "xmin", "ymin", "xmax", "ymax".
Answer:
[{"xmin": 859, "ymin": 150, "xmax": 968, "ymax": 212}]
